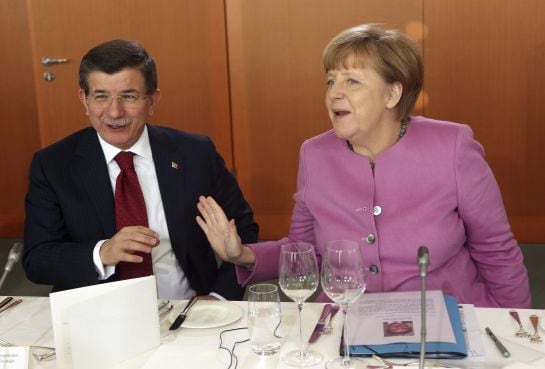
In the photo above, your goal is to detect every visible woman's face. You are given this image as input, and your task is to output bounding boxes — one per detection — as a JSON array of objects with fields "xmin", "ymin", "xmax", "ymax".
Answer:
[{"xmin": 324, "ymin": 65, "xmax": 400, "ymax": 144}]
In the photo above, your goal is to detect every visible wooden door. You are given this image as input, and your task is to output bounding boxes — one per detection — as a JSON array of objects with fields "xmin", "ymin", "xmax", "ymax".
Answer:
[
  {"xmin": 26, "ymin": 0, "xmax": 233, "ymax": 165},
  {"xmin": 226, "ymin": 0, "xmax": 424, "ymax": 239},
  {"xmin": 0, "ymin": 0, "xmax": 40, "ymax": 236}
]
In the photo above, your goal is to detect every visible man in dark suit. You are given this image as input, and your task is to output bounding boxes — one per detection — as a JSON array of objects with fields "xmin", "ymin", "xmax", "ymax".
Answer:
[{"xmin": 23, "ymin": 39, "xmax": 258, "ymax": 300}]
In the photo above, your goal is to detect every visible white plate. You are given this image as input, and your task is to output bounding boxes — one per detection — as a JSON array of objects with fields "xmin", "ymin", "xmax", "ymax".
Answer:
[{"xmin": 168, "ymin": 301, "xmax": 243, "ymax": 329}]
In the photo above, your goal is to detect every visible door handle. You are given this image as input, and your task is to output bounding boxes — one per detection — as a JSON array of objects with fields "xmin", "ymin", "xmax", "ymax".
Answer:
[{"xmin": 42, "ymin": 57, "xmax": 68, "ymax": 66}]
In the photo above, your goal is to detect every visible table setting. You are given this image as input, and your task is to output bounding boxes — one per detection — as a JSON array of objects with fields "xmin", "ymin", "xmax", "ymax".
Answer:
[
  {"xmin": 2, "ymin": 294, "xmax": 545, "ymax": 368},
  {"xmin": 2, "ymin": 241, "xmax": 545, "ymax": 369}
]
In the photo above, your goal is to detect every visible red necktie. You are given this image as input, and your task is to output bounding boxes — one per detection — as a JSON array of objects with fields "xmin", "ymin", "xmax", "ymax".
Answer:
[{"xmin": 114, "ymin": 151, "xmax": 153, "ymax": 279}]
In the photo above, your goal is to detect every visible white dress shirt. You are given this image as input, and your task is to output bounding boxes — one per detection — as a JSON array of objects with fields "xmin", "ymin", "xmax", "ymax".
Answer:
[{"xmin": 91, "ymin": 126, "xmax": 196, "ymax": 299}]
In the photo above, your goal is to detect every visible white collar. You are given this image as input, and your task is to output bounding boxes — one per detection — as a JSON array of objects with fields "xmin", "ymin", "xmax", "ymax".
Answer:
[{"xmin": 97, "ymin": 125, "xmax": 152, "ymax": 163}]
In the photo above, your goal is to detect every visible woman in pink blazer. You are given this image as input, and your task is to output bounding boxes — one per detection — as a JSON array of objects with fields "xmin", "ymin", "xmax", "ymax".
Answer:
[{"xmin": 197, "ymin": 24, "xmax": 531, "ymax": 308}]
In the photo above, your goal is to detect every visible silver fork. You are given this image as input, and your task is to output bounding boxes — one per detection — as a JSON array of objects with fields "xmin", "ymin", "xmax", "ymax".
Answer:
[
  {"xmin": 158, "ymin": 299, "xmax": 170, "ymax": 310},
  {"xmin": 159, "ymin": 304, "xmax": 174, "ymax": 318},
  {"xmin": 0, "ymin": 338, "xmax": 56, "ymax": 361},
  {"xmin": 158, "ymin": 299, "xmax": 173, "ymax": 318},
  {"xmin": 529, "ymin": 315, "xmax": 542, "ymax": 343}
]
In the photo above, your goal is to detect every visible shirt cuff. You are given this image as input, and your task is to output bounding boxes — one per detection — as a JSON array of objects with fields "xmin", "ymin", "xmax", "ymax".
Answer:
[
  {"xmin": 209, "ymin": 292, "xmax": 226, "ymax": 301},
  {"xmin": 93, "ymin": 240, "xmax": 116, "ymax": 280}
]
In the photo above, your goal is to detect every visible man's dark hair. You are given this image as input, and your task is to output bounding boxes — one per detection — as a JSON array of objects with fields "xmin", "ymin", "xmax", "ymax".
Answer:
[{"xmin": 79, "ymin": 39, "xmax": 157, "ymax": 95}]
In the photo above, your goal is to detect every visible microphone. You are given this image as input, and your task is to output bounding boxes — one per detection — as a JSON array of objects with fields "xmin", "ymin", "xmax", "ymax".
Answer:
[
  {"xmin": 417, "ymin": 246, "xmax": 429, "ymax": 277},
  {"xmin": 5, "ymin": 242, "xmax": 23, "ymax": 272},
  {"xmin": 0, "ymin": 242, "xmax": 23, "ymax": 290},
  {"xmin": 417, "ymin": 246, "xmax": 429, "ymax": 369}
]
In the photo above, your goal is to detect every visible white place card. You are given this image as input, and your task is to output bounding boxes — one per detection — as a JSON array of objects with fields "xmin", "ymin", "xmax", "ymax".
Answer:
[
  {"xmin": 0, "ymin": 346, "xmax": 28, "ymax": 369},
  {"xmin": 50, "ymin": 276, "xmax": 160, "ymax": 369}
]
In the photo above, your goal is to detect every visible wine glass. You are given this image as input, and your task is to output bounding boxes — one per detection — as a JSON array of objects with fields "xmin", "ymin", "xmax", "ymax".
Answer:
[
  {"xmin": 278, "ymin": 242, "xmax": 322, "ymax": 366},
  {"xmin": 321, "ymin": 240, "xmax": 367, "ymax": 369}
]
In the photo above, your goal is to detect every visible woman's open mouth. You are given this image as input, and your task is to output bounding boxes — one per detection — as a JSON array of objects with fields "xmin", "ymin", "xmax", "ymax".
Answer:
[{"xmin": 333, "ymin": 109, "xmax": 351, "ymax": 118}]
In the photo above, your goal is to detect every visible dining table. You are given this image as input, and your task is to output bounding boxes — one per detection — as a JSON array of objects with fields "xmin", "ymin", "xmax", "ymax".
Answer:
[{"xmin": 1, "ymin": 296, "xmax": 545, "ymax": 369}]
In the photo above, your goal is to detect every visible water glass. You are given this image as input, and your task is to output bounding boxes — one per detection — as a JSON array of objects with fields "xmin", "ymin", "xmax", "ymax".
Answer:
[{"xmin": 248, "ymin": 283, "xmax": 283, "ymax": 355}]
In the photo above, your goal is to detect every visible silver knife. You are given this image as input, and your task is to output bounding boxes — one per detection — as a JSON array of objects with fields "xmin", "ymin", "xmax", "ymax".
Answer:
[
  {"xmin": 169, "ymin": 295, "xmax": 198, "ymax": 330},
  {"xmin": 0, "ymin": 296, "xmax": 13, "ymax": 310},
  {"xmin": 308, "ymin": 303, "xmax": 332, "ymax": 343},
  {"xmin": 0, "ymin": 298, "xmax": 22, "ymax": 314}
]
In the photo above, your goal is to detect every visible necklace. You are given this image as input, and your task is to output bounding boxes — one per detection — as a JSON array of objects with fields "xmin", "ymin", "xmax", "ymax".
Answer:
[
  {"xmin": 397, "ymin": 118, "xmax": 409, "ymax": 141},
  {"xmin": 346, "ymin": 118, "xmax": 409, "ymax": 152}
]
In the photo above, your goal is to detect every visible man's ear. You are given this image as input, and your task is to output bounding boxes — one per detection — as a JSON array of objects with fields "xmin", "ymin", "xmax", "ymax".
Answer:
[
  {"xmin": 148, "ymin": 89, "xmax": 161, "ymax": 116},
  {"xmin": 386, "ymin": 82, "xmax": 403, "ymax": 109},
  {"xmin": 78, "ymin": 90, "xmax": 90, "ymax": 116}
]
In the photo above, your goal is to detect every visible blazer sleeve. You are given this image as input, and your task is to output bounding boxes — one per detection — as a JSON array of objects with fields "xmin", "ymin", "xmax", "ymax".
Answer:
[
  {"xmin": 23, "ymin": 153, "xmax": 109, "ymax": 289},
  {"xmin": 455, "ymin": 125, "xmax": 531, "ymax": 308}
]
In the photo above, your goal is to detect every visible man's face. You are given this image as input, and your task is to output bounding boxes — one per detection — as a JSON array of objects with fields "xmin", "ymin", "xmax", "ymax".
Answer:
[{"xmin": 79, "ymin": 67, "xmax": 160, "ymax": 149}]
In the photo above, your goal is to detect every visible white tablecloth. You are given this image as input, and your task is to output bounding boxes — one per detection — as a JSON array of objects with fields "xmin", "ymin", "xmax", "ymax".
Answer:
[{"xmin": 1, "ymin": 297, "xmax": 545, "ymax": 369}]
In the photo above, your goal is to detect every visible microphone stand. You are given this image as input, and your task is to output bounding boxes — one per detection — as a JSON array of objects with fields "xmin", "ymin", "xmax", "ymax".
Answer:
[
  {"xmin": 0, "ymin": 270, "xmax": 9, "ymax": 291},
  {"xmin": 419, "ymin": 267, "xmax": 426, "ymax": 369},
  {"xmin": 417, "ymin": 246, "xmax": 429, "ymax": 369}
]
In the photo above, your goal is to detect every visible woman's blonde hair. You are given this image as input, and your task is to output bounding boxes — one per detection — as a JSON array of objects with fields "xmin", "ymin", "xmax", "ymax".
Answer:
[{"xmin": 323, "ymin": 24, "xmax": 423, "ymax": 121}]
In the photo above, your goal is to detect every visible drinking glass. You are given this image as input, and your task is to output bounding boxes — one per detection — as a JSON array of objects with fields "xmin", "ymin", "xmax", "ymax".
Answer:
[
  {"xmin": 247, "ymin": 283, "xmax": 283, "ymax": 355},
  {"xmin": 278, "ymin": 242, "xmax": 321, "ymax": 366},
  {"xmin": 321, "ymin": 240, "xmax": 367, "ymax": 369}
]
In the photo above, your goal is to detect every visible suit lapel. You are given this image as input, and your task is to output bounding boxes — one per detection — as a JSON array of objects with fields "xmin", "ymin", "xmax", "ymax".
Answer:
[
  {"xmin": 148, "ymin": 126, "xmax": 186, "ymax": 260},
  {"xmin": 72, "ymin": 128, "xmax": 116, "ymax": 237}
]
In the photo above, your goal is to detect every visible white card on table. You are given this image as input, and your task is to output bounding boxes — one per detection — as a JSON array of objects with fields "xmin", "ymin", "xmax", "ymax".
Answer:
[
  {"xmin": 0, "ymin": 346, "xmax": 29, "ymax": 369},
  {"xmin": 50, "ymin": 276, "xmax": 160, "ymax": 369}
]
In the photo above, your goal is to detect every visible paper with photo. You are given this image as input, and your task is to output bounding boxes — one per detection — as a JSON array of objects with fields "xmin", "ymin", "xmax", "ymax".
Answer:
[
  {"xmin": 50, "ymin": 276, "xmax": 160, "ymax": 369},
  {"xmin": 347, "ymin": 290, "xmax": 455, "ymax": 345}
]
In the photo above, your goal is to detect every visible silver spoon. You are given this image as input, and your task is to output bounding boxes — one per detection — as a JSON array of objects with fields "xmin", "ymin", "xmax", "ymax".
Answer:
[
  {"xmin": 529, "ymin": 315, "xmax": 542, "ymax": 343},
  {"xmin": 509, "ymin": 310, "xmax": 530, "ymax": 337}
]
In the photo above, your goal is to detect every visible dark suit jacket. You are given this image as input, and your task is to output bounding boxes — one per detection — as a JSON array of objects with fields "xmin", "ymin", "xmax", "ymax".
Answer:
[{"xmin": 23, "ymin": 124, "xmax": 258, "ymax": 300}]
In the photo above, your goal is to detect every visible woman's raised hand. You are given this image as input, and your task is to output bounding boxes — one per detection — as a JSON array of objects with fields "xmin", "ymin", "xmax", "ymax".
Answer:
[{"xmin": 196, "ymin": 196, "xmax": 254, "ymax": 265}]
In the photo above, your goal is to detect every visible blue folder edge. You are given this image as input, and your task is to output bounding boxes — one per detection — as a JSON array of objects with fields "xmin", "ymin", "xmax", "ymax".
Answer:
[{"xmin": 345, "ymin": 294, "xmax": 468, "ymax": 359}]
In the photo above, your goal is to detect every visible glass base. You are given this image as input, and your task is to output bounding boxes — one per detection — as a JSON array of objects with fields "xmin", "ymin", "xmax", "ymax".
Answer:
[
  {"xmin": 282, "ymin": 349, "xmax": 323, "ymax": 367},
  {"xmin": 325, "ymin": 357, "xmax": 366, "ymax": 369}
]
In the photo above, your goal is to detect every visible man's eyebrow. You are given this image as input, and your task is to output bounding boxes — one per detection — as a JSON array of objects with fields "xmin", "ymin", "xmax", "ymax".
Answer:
[
  {"xmin": 90, "ymin": 88, "xmax": 140, "ymax": 94},
  {"xmin": 119, "ymin": 88, "xmax": 139, "ymax": 93}
]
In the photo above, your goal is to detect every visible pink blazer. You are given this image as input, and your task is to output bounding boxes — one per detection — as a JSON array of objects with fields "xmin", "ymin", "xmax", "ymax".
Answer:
[{"xmin": 238, "ymin": 116, "xmax": 531, "ymax": 308}]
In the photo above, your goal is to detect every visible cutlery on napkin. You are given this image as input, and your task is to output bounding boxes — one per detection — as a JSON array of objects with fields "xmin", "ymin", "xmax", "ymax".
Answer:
[
  {"xmin": 0, "ymin": 298, "xmax": 22, "ymax": 314},
  {"xmin": 308, "ymin": 304, "xmax": 332, "ymax": 343},
  {"xmin": 0, "ymin": 296, "xmax": 13, "ymax": 310},
  {"xmin": 169, "ymin": 296, "xmax": 198, "ymax": 330}
]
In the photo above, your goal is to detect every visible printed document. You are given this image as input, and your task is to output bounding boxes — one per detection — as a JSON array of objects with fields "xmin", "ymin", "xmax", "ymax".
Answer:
[{"xmin": 347, "ymin": 290, "xmax": 455, "ymax": 345}]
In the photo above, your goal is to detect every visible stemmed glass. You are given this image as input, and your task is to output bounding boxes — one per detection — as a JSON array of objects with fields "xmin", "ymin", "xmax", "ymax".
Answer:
[
  {"xmin": 278, "ymin": 242, "xmax": 322, "ymax": 366},
  {"xmin": 321, "ymin": 240, "xmax": 367, "ymax": 369}
]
